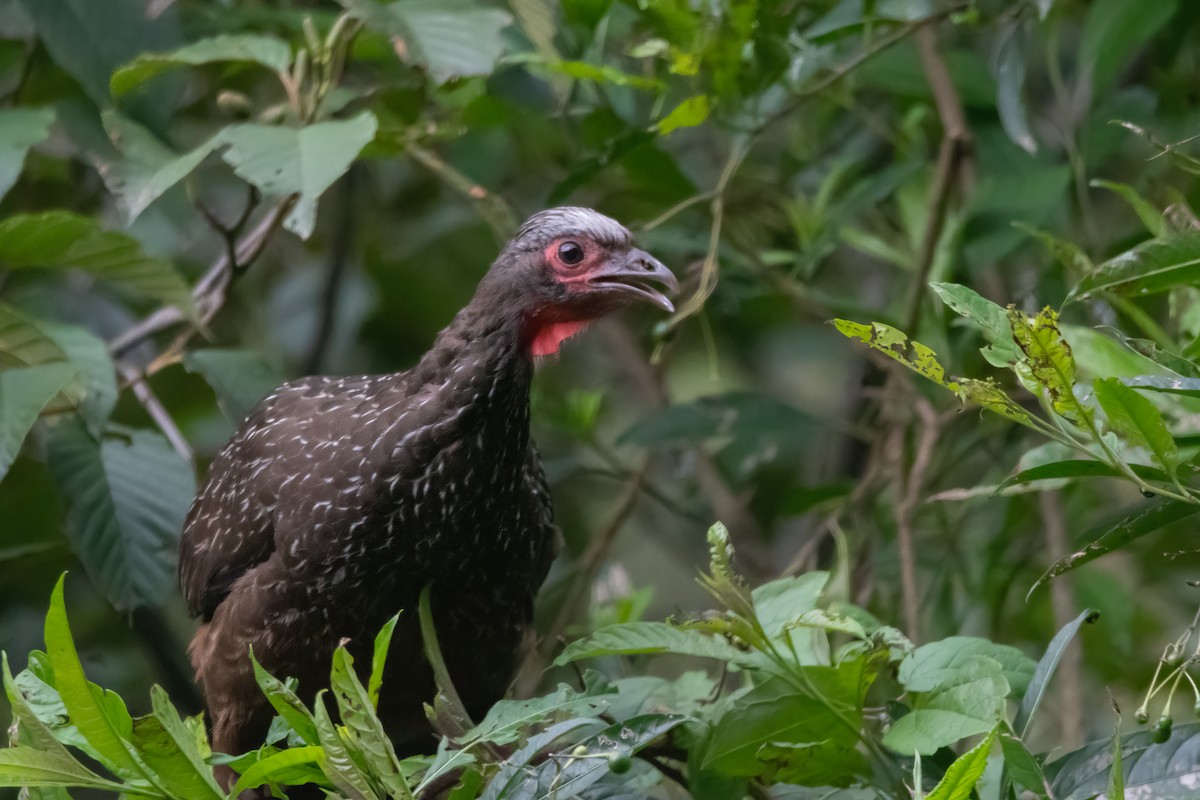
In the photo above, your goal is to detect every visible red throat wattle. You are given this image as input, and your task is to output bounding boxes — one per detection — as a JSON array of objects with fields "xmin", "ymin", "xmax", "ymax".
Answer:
[{"xmin": 530, "ymin": 320, "xmax": 590, "ymax": 357}]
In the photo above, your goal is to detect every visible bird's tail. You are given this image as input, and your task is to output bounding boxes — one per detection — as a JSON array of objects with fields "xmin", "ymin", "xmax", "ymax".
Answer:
[{"xmin": 187, "ymin": 622, "xmax": 215, "ymax": 688}]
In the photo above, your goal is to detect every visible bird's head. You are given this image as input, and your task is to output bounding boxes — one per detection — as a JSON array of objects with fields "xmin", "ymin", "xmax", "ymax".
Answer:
[{"xmin": 486, "ymin": 207, "xmax": 679, "ymax": 357}]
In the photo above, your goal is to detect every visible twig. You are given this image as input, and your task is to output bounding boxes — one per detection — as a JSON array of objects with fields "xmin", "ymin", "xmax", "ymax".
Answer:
[
  {"xmin": 903, "ymin": 22, "xmax": 973, "ymax": 331},
  {"xmin": 406, "ymin": 142, "xmax": 518, "ymax": 242},
  {"xmin": 118, "ymin": 363, "xmax": 194, "ymax": 467},
  {"xmin": 1039, "ymin": 490, "xmax": 1083, "ymax": 747},
  {"xmin": 890, "ymin": 396, "xmax": 942, "ymax": 644}
]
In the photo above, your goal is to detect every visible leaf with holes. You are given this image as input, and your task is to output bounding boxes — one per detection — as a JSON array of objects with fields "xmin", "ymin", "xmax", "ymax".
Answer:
[
  {"xmin": 45, "ymin": 419, "xmax": 195, "ymax": 612},
  {"xmin": 833, "ymin": 319, "xmax": 959, "ymax": 391},
  {"xmin": 930, "ymin": 282, "xmax": 1019, "ymax": 366},
  {"xmin": 1009, "ymin": 307, "xmax": 1089, "ymax": 424},
  {"xmin": 111, "ymin": 34, "xmax": 292, "ymax": 97},
  {"xmin": 1069, "ymin": 233, "xmax": 1200, "ymax": 301}
]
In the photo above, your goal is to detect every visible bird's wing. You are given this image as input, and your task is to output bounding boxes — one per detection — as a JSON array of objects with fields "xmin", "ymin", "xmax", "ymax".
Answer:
[{"xmin": 523, "ymin": 440, "xmax": 562, "ymax": 588}]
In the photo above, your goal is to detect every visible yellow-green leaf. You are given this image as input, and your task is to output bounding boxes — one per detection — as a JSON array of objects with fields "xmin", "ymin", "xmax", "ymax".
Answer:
[
  {"xmin": 1008, "ymin": 307, "xmax": 1090, "ymax": 424},
  {"xmin": 832, "ymin": 319, "xmax": 959, "ymax": 391}
]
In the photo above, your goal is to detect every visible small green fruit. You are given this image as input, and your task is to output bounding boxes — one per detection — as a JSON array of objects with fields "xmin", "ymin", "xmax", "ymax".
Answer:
[
  {"xmin": 608, "ymin": 752, "xmax": 632, "ymax": 774},
  {"xmin": 1135, "ymin": 708, "xmax": 1149, "ymax": 724},
  {"xmin": 1154, "ymin": 715, "xmax": 1172, "ymax": 744}
]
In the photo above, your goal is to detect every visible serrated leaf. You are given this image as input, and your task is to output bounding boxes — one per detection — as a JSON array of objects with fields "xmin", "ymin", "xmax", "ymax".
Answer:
[
  {"xmin": 833, "ymin": 319, "xmax": 959, "ymax": 390},
  {"xmin": 1091, "ymin": 180, "xmax": 1168, "ymax": 238},
  {"xmin": 183, "ymin": 348, "xmax": 284, "ymax": 424},
  {"xmin": 330, "ymin": 646, "xmax": 411, "ymax": 800},
  {"xmin": 45, "ymin": 419, "xmax": 195, "ymax": 612},
  {"xmin": 930, "ymin": 282, "xmax": 1018, "ymax": 366},
  {"xmin": 1069, "ymin": 233, "xmax": 1200, "ymax": 301},
  {"xmin": 1094, "ymin": 377, "xmax": 1178, "ymax": 471},
  {"xmin": 312, "ymin": 692, "xmax": 379, "ymax": 800},
  {"xmin": 1030, "ymin": 499, "xmax": 1200, "ymax": 595},
  {"xmin": 0, "ymin": 363, "xmax": 76, "ymax": 482},
  {"xmin": 111, "ymin": 34, "xmax": 292, "ymax": 97},
  {"xmin": 657, "ymin": 95, "xmax": 710, "ymax": 135},
  {"xmin": 0, "ymin": 212, "xmax": 194, "ymax": 317},
  {"xmin": 339, "ymin": 0, "xmax": 511, "ymax": 83},
  {"xmin": 554, "ymin": 621, "xmax": 751, "ymax": 667},
  {"xmin": 0, "ymin": 107, "xmax": 54, "ymax": 202},
  {"xmin": 219, "ymin": 111, "xmax": 377, "ymax": 239},
  {"xmin": 926, "ymin": 728, "xmax": 998, "ymax": 800}
]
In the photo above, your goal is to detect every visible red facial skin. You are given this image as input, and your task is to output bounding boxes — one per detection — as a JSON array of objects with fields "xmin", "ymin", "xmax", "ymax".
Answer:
[{"xmin": 527, "ymin": 237, "xmax": 608, "ymax": 357}]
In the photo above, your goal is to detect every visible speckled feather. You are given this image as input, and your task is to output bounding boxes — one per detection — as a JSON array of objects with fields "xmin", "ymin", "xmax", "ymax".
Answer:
[{"xmin": 179, "ymin": 207, "xmax": 643, "ymax": 766}]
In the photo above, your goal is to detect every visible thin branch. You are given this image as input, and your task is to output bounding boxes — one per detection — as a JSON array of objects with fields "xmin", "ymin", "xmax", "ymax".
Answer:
[
  {"xmin": 1040, "ymin": 490, "xmax": 1083, "ymax": 747},
  {"xmin": 890, "ymin": 396, "xmax": 942, "ymax": 645},
  {"xmin": 118, "ymin": 363, "xmax": 194, "ymax": 467},
  {"xmin": 407, "ymin": 142, "xmax": 518, "ymax": 242}
]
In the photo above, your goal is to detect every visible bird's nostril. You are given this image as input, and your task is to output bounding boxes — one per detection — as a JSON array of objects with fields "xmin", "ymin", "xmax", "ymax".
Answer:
[{"xmin": 640, "ymin": 259, "xmax": 654, "ymax": 271}]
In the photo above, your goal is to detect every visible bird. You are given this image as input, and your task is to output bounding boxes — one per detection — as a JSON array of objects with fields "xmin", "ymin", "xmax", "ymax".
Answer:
[{"xmin": 178, "ymin": 207, "xmax": 678, "ymax": 783}]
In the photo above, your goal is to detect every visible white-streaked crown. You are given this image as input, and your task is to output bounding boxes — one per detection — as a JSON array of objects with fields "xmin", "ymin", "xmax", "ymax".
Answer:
[{"xmin": 509, "ymin": 207, "xmax": 633, "ymax": 251}]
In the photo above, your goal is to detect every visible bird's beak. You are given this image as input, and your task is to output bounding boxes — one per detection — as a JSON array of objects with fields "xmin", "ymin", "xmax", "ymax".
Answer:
[{"xmin": 587, "ymin": 249, "xmax": 680, "ymax": 313}]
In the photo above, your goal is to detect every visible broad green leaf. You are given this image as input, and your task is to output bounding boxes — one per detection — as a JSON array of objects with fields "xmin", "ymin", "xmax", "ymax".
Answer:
[
  {"xmin": 1009, "ymin": 307, "xmax": 1089, "ymax": 424},
  {"xmin": 130, "ymin": 704, "xmax": 223, "ymax": 800},
  {"xmin": 657, "ymin": 95, "xmax": 711, "ymax": 135},
  {"xmin": 926, "ymin": 728, "xmax": 997, "ymax": 800},
  {"xmin": 11, "ymin": 660, "xmax": 103, "ymax": 760},
  {"xmin": 1000, "ymin": 731, "xmax": 1052, "ymax": 799},
  {"xmin": 1080, "ymin": 0, "xmax": 1177, "ymax": 90},
  {"xmin": 832, "ymin": 319, "xmax": 959, "ymax": 390},
  {"xmin": 98, "ymin": 112, "xmax": 224, "ymax": 225},
  {"xmin": 43, "ymin": 575, "xmax": 147, "ymax": 779},
  {"xmin": 182, "ymin": 348, "xmax": 284, "ymax": 424},
  {"xmin": 230, "ymin": 745, "xmax": 325, "ymax": 797},
  {"xmin": 147, "ymin": 686, "xmax": 222, "ymax": 797},
  {"xmin": 994, "ymin": 21, "xmax": 1036, "ymax": 154},
  {"xmin": 3, "ymin": 652, "xmax": 74, "ymax": 757},
  {"xmin": 1015, "ymin": 609, "xmax": 1099, "ymax": 734},
  {"xmin": 459, "ymin": 684, "xmax": 612, "ymax": 746},
  {"xmin": 339, "ymin": 0, "xmax": 512, "ymax": 84},
  {"xmin": 527, "ymin": 714, "xmax": 687, "ymax": 796},
  {"xmin": 42, "ymin": 322, "xmax": 118, "ymax": 432},
  {"xmin": 0, "ymin": 212, "xmax": 194, "ymax": 317},
  {"xmin": 474, "ymin": 718, "xmax": 597, "ymax": 800},
  {"xmin": 368, "ymin": 612, "xmax": 400, "ymax": 710},
  {"xmin": 1095, "ymin": 329, "xmax": 1200, "ymax": 378},
  {"xmin": 16, "ymin": 0, "xmax": 180, "ymax": 129},
  {"xmin": 754, "ymin": 739, "xmax": 868, "ymax": 787},
  {"xmin": 0, "ymin": 304, "xmax": 67, "ymax": 369},
  {"xmin": 0, "ymin": 107, "xmax": 54, "ymax": 202},
  {"xmin": 111, "ymin": 34, "xmax": 292, "ymax": 97},
  {"xmin": 929, "ymin": 282, "xmax": 1018, "ymax": 366},
  {"xmin": 1094, "ymin": 377, "xmax": 1178, "ymax": 471},
  {"xmin": 330, "ymin": 646, "xmax": 411, "ymax": 800},
  {"xmin": 0, "ymin": 363, "xmax": 76, "ymax": 482},
  {"xmin": 884, "ymin": 655, "xmax": 1009, "ymax": 756},
  {"xmin": 1124, "ymin": 375, "xmax": 1200, "ymax": 397},
  {"xmin": 1068, "ymin": 233, "xmax": 1200, "ymax": 301},
  {"xmin": 554, "ymin": 621, "xmax": 750, "ymax": 666},
  {"xmin": 1030, "ymin": 499, "xmax": 1200, "ymax": 595},
  {"xmin": 1092, "ymin": 180, "xmax": 1168, "ymax": 238},
  {"xmin": 998, "ymin": 461, "xmax": 1172, "ymax": 491},
  {"xmin": 219, "ymin": 111, "xmax": 378, "ymax": 239},
  {"xmin": 1046, "ymin": 722, "xmax": 1200, "ymax": 799},
  {"xmin": 45, "ymin": 419, "xmax": 195, "ymax": 612},
  {"xmin": 250, "ymin": 652, "xmax": 319, "ymax": 746},
  {"xmin": 898, "ymin": 637, "xmax": 1035, "ymax": 695},
  {"xmin": 0, "ymin": 749, "xmax": 131, "ymax": 793},
  {"xmin": 956, "ymin": 378, "xmax": 1041, "ymax": 430}
]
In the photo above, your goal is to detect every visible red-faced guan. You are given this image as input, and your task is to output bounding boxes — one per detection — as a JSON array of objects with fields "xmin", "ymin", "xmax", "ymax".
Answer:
[{"xmin": 178, "ymin": 207, "xmax": 678, "ymax": 773}]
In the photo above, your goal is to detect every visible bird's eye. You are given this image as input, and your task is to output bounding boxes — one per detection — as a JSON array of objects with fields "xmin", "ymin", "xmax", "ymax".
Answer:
[{"xmin": 557, "ymin": 241, "xmax": 585, "ymax": 266}]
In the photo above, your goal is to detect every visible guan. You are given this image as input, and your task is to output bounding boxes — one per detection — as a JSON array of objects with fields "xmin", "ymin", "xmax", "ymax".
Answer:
[{"xmin": 179, "ymin": 207, "xmax": 678, "ymax": 778}]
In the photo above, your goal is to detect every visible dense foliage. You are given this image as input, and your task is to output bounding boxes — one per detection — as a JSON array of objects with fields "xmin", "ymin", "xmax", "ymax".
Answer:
[{"xmin": 3, "ymin": 0, "xmax": 1200, "ymax": 796}]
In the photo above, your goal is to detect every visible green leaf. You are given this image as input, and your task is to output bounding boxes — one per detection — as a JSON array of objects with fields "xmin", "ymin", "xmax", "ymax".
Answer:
[
  {"xmin": 418, "ymin": 585, "xmax": 472, "ymax": 737},
  {"xmin": 43, "ymin": 575, "xmax": 148, "ymax": 780},
  {"xmin": 0, "ymin": 212, "xmax": 195, "ymax": 317},
  {"xmin": 45, "ymin": 419, "xmax": 195, "ymax": 612},
  {"xmin": 528, "ymin": 714, "xmax": 688, "ymax": 795},
  {"xmin": 0, "ymin": 749, "xmax": 131, "ymax": 793},
  {"xmin": 130, "ymin": 695, "xmax": 223, "ymax": 800},
  {"xmin": 111, "ymin": 34, "xmax": 292, "ymax": 97},
  {"xmin": 182, "ymin": 348, "xmax": 284, "ymax": 424},
  {"xmin": 1080, "ymin": 0, "xmax": 1177, "ymax": 90},
  {"xmin": 330, "ymin": 645, "xmax": 411, "ymax": 800},
  {"xmin": 925, "ymin": 728, "xmax": 997, "ymax": 800},
  {"xmin": 929, "ymin": 282, "xmax": 1018, "ymax": 366},
  {"xmin": 0, "ymin": 107, "xmax": 54, "ymax": 202},
  {"xmin": 998, "ymin": 461, "xmax": 1172, "ymax": 491},
  {"xmin": 884, "ymin": 658, "xmax": 1008, "ymax": 756},
  {"xmin": 3, "ymin": 652, "xmax": 74, "ymax": 757},
  {"xmin": 339, "ymin": 0, "xmax": 512, "ymax": 83},
  {"xmin": 459, "ymin": 684, "xmax": 612, "ymax": 746},
  {"xmin": 656, "ymin": 95, "xmax": 711, "ymax": 135},
  {"xmin": 1009, "ymin": 307, "xmax": 1089, "ymax": 424},
  {"xmin": 0, "ymin": 363, "xmax": 76, "ymax": 482},
  {"xmin": 1091, "ymin": 180, "xmax": 1168, "ymax": 238},
  {"xmin": 0, "ymin": 304, "xmax": 68, "ymax": 369},
  {"xmin": 554, "ymin": 621, "xmax": 751, "ymax": 667},
  {"xmin": 41, "ymin": 322, "xmax": 118, "ymax": 432},
  {"xmin": 1030, "ymin": 499, "xmax": 1200, "ymax": 595},
  {"xmin": 1094, "ymin": 377, "xmax": 1178, "ymax": 471},
  {"xmin": 148, "ymin": 686, "xmax": 222, "ymax": 797},
  {"xmin": 1069, "ymin": 233, "xmax": 1200, "ymax": 302},
  {"xmin": 899, "ymin": 637, "xmax": 1036, "ymax": 695},
  {"xmin": 832, "ymin": 319, "xmax": 959, "ymax": 390},
  {"xmin": 250, "ymin": 652, "xmax": 319, "ymax": 746},
  {"xmin": 219, "ymin": 111, "xmax": 378, "ymax": 239},
  {"xmin": 1000, "ymin": 610, "xmax": 1100, "ymax": 798},
  {"xmin": 535, "ymin": 59, "xmax": 663, "ymax": 90},
  {"xmin": 230, "ymin": 744, "xmax": 325, "ymax": 797},
  {"xmin": 993, "ymin": 20, "xmax": 1036, "ymax": 154},
  {"xmin": 1109, "ymin": 718, "xmax": 1125, "ymax": 800},
  {"xmin": 97, "ymin": 112, "xmax": 224, "ymax": 225},
  {"xmin": 368, "ymin": 612, "xmax": 400, "ymax": 710},
  {"xmin": 1123, "ymin": 375, "xmax": 1200, "ymax": 398},
  {"xmin": 1046, "ymin": 722, "xmax": 1200, "ymax": 798},
  {"xmin": 312, "ymin": 692, "xmax": 380, "ymax": 800}
]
